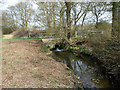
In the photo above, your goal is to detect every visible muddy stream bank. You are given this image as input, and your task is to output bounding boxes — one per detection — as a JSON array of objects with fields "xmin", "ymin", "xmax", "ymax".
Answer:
[{"xmin": 49, "ymin": 51, "xmax": 115, "ymax": 88}]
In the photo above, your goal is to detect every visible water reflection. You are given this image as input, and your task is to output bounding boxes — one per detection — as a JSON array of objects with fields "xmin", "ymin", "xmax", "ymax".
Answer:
[{"xmin": 50, "ymin": 52, "xmax": 112, "ymax": 88}]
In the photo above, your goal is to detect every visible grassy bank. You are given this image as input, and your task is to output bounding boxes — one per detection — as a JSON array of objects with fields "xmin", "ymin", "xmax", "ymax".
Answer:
[
  {"xmin": 2, "ymin": 37, "xmax": 42, "ymax": 42},
  {"xmin": 2, "ymin": 39, "xmax": 84, "ymax": 88},
  {"xmin": 54, "ymin": 38, "xmax": 120, "ymax": 87}
]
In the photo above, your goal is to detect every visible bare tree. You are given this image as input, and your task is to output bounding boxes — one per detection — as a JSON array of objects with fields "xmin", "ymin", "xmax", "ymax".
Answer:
[
  {"xmin": 2, "ymin": 11, "xmax": 16, "ymax": 34},
  {"xmin": 16, "ymin": 2, "xmax": 34, "ymax": 31},
  {"xmin": 65, "ymin": 2, "xmax": 71, "ymax": 40},
  {"xmin": 72, "ymin": 3, "xmax": 90, "ymax": 37},
  {"xmin": 35, "ymin": 2, "xmax": 52, "ymax": 29},
  {"xmin": 90, "ymin": 2, "xmax": 110, "ymax": 29},
  {"xmin": 15, "ymin": 2, "xmax": 34, "ymax": 37}
]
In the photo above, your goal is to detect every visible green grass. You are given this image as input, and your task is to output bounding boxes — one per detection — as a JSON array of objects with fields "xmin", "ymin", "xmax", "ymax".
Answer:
[
  {"xmin": 47, "ymin": 45, "xmax": 50, "ymax": 48},
  {"xmin": 55, "ymin": 80, "xmax": 58, "ymax": 83},
  {"xmin": 2, "ymin": 37, "xmax": 42, "ymax": 42},
  {"xmin": 65, "ymin": 46, "xmax": 74, "ymax": 50},
  {"xmin": 79, "ymin": 47, "xmax": 90, "ymax": 54},
  {"xmin": 16, "ymin": 53, "xmax": 21, "ymax": 57},
  {"xmin": 65, "ymin": 71, "xmax": 70, "ymax": 76},
  {"xmin": 37, "ymin": 60, "xmax": 41, "ymax": 64},
  {"xmin": 50, "ymin": 84, "xmax": 55, "ymax": 88},
  {"xmin": 32, "ymin": 72, "xmax": 40, "ymax": 78},
  {"xmin": 8, "ymin": 54, "xmax": 11, "ymax": 56},
  {"xmin": 2, "ymin": 46, "xmax": 9, "ymax": 50}
]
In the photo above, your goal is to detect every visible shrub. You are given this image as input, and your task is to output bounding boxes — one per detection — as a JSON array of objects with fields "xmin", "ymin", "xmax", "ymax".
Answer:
[{"xmin": 2, "ymin": 26, "xmax": 15, "ymax": 34}]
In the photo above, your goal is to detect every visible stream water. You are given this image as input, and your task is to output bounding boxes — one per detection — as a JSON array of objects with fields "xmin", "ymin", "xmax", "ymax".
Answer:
[{"xmin": 50, "ymin": 52, "xmax": 113, "ymax": 88}]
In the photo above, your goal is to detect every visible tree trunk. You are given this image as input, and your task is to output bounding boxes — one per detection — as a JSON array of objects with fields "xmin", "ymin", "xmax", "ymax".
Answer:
[
  {"xmin": 65, "ymin": 2, "xmax": 71, "ymax": 40},
  {"xmin": 53, "ymin": 5, "xmax": 56, "ymax": 29},
  {"xmin": 112, "ymin": 2, "xmax": 120, "ymax": 41},
  {"xmin": 46, "ymin": 3, "xmax": 51, "ymax": 29},
  {"xmin": 95, "ymin": 14, "xmax": 99, "ymax": 29},
  {"xmin": 81, "ymin": 13, "xmax": 87, "ymax": 30},
  {"xmin": 111, "ymin": 2, "xmax": 120, "ymax": 62}
]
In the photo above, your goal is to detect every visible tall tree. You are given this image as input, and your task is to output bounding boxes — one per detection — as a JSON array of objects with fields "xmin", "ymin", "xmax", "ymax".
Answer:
[
  {"xmin": 112, "ymin": 2, "xmax": 120, "ymax": 41},
  {"xmin": 15, "ymin": 2, "xmax": 34, "ymax": 31},
  {"xmin": 72, "ymin": 3, "xmax": 90, "ymax": 37},
  {"xmin": 2, "ymin": 11, "xmax": 17, "ymax": 34},
  {"xmin": 90, "ymin": 2, "xmax": 110, "ymax": 29},
  {"xmin": 59, "ymin": 2, "xmax": 66, "ymax": 36},
  {"xmin": 15, "ymin": 2, "xmax": 34, "ymax": 37},
  {"xmin": 35, "ymin": 2, "xmax": 52, "ymax": 29},
  {"xmin": 65, "ymin": 2, "xmax": 71, "ymax": 40}
]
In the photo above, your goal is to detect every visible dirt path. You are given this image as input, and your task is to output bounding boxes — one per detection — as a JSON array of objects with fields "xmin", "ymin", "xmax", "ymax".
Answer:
[
  {"xmin": 3, "ymin": 34, "xmax": 13, "ymax": 39},
  {"xmin": 2, "ymin": 40, "xmax": 75, "ymax": 88}
]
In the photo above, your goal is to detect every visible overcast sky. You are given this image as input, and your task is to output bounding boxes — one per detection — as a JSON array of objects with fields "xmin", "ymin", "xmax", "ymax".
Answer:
[
  {"xmin": 0, "ymin": 0, "xmax": 112, "ymax": 26},
  {"xmin": 1, "ymin": 0, "xmax": 119, "ymax": 11},
  {"xmin": 0, "ymin": 0, "xmax": 38, "ymax": 11},
  {"xmin": 0, "ymin": 0, "xmax": 20, "ymax": 10}
]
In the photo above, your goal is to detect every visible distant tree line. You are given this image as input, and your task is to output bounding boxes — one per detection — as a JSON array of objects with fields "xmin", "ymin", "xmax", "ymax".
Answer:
[{"xmin": 2, "ymin": 1, "xmax": 118, "ymax": 40}]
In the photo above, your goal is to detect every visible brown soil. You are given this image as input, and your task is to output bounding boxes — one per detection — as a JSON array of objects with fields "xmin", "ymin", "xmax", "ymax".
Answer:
[{"xmin": 2, "ymin": 40, "xmax": 75, "ymax": 88}]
